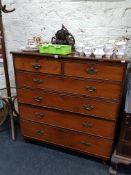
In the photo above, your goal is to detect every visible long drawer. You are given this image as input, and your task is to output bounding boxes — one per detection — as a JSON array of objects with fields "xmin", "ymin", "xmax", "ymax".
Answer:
[
  {"xmin": 17, "ymin": 88, "xmax": 119, "ymax": 120},
  {"xmin": 64, "ymin": 61, "xmax": 124, "ymax": 81},
  {"xmin": 16, "ymin": 72, "xmax": 121, "ymax": 100},
  {"xmin": 19, "ymin": 104, "xmax": 115, "ymax": 139},
  {"xmin": 13, "ymin": 56, "xmax": 61, "ymax": 75},
  {"xmin": 21, "ymin": 119, "xmax": 113, "ymax": 159}
]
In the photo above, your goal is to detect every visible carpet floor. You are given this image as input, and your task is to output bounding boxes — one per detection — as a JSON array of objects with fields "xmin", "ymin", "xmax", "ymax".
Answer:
[{"xmin": 0, "ymin": 123, "xmax": 131, "ymax": 175}]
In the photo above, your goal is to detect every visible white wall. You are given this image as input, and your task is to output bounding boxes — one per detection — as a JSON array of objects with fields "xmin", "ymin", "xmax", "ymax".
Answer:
[{"xmin": 0, "ymin": 0, "xmax": 131, "ymax": 90}]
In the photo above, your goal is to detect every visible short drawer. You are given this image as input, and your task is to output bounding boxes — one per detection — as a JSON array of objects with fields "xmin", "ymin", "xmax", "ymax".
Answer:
[
  {"xmin": 20, "ymin": 119, "xmax": 113, "ymax": 159},
  {"xmin": 13, "ymin": 56, "xmax": 61, "ymax": 75},
  {"xmin": 16, "ymin": 72, "xmax": 121, "ymax": 100},
  {"xmin": 17, "ymin": 88, "xmax": 119, "ymax": 120},
  {"xmin": 19, "ymin": 104, "xmax": 115, "ymax": 139},
  {"xmin": 64, "ymin": 61, "xmax": 124, "ymax": 81}
]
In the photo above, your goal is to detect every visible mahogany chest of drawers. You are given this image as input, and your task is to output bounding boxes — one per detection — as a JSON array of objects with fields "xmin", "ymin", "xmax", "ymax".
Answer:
[{"xmin": 12, "ymin": 52, "xmax": 128, "ymax": 160}]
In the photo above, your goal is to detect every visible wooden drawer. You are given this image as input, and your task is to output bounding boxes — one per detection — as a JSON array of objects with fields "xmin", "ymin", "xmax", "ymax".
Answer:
[
  {"xmin": 13, "ymin": 56, "xmax": 61, "ymax": 75},
  {"xmin": 16, "ymin": 72, "xmax": 121, "ymax": 100},
  {"xmin": 117, "ymin": 141, "xmax": 131, "ymax": 158},
  {"xmin": 19, "ymin": 104, "xmax": 115, "ymax": 139},
  {"xmin": 120, "ymin": 116, "xmax": 131, "ymax": 141},
  {"xmin": 20, "ymin": 119, "xmax": 113, "ymax": 159},
  {"xmin": 17, "ymin": 88, "xmax": 119, "ymax": 120},
  {"xmin": 121, "ymin": 127, "xmax": 131, "ymax": 141},
  {"xmin": 64, "ymin": 61, "xmax": 124, "ymax": 81}
]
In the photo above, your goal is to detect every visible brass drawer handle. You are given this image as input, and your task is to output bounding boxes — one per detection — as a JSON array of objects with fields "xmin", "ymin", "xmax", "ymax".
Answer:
[
  {"xmin": 86, "ymin": 68, "xmax": 97, "ymax": 75},
  {"xmin": 35, "ymin": 112, "xmax": 44, "ymax": 119},
  {"xmin": 83, "ymin": 105, "xmax": 95, "ymax": 111},
  {"xmin": 32, "ymin": 64, "xmax": 42, "ymax": 70},
  {"xmin": 81, "ymin": 141, "xmax": 92, "ymax": 147},
  {"xmin": 86, "ymin": 86, "xmax": 96, "ymax": 92},
  {"xmin": 21, "ymin": 86, "xmax": 30, "ymax": 89},
  {"xmin": 33, "ymin": 79, "xmax": 43, "ymax": 84},
  {"xmin": 82, "ymin": 122, "xmax": 93, "ymax": 128},
  {"xmin": 33, "ymin": 96, "xmax": 43, "ymax": 102},
  {"xmin": 36, "ymin": 130, "xmax": 44, "ymax": 136}
]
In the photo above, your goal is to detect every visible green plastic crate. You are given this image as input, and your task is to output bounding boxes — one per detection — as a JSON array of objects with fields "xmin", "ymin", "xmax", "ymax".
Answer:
[{"xmin": 39, "ymin": 44, "xmax": 72, "ymax": 55}]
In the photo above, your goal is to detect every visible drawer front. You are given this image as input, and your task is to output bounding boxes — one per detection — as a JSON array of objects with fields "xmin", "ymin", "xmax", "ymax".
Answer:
[
  {"xmin": 21, "ymin": 119, "xmax": 113, "ymax": 159},
  {"xmin": 19, "ymin": 104, "xmax": 115, "ymax": 139},
  {"xmin": 117, "ymin": 141, "xmax": 131, "ymax": 158},
  {"xmin": 13, "ymin": 56, "xmax": 61, "ymax": 74},
  {"xmin": 16, "ymin": 72, "xmax": 121, "ymax": 100},
  {"xmin": 64, "ymin": 62, "xmax": 124, "ymax": 81},
  {"xmin": 120, "ymin": 117, "xmax": 131, "ymax": 141},
  {"xmin": 122, "ymin": 128, "xmax": 131, "ymax": 141},
  {"xmin": 17, "ymin": 88, "xmax": 119, "ymax": 120}
]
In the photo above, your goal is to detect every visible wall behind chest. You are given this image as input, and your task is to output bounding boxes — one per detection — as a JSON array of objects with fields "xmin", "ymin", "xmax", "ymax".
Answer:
[{"xmin": 0, "ymin": 0, "xmax": 131, "ymax": 90}]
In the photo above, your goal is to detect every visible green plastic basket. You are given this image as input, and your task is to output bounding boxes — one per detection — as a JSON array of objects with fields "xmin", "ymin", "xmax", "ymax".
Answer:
[{"xmin": 39, "ymin": 44, "xmax": 72, "ymax": 55}]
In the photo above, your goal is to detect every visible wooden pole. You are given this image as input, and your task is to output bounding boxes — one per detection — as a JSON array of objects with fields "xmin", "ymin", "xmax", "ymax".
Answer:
[
  {"xmin": 0, "ymin": 0, "xmax": 15, "ymax": 97},
  {"xmin": 0, "ymin": 11, "xmax": 11, "ymax": 97},
  {"xmin": 0, "ymin": 1, "xmax": 15, "ymax": 140}
]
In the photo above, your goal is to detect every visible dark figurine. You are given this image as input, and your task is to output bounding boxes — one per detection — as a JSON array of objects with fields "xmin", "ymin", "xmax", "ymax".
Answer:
[{"xmin": 51, "ymin": 25, "xmax": 75, "ymax": 49}]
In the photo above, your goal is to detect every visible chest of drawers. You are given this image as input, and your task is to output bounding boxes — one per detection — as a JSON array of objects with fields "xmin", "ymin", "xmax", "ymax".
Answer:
[{"xmin": 12, "ymin": 52, "xmax": 128, "ymax": 160}]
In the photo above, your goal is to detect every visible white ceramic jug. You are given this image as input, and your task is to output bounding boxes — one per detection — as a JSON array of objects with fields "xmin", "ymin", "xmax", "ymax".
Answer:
[{"xmin": 94, "ymin": 45, "xmax": 104, "ymax": 59}]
